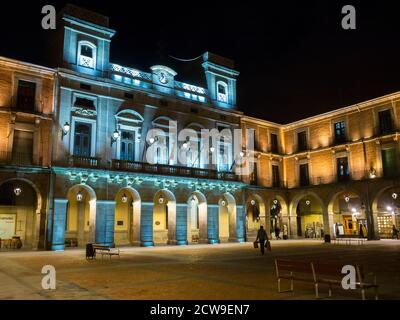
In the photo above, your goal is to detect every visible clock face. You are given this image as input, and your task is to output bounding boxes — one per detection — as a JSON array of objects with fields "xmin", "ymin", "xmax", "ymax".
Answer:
[{"xmin": 158, "ymin": 72, "xmax": 168, "ymax": 84}]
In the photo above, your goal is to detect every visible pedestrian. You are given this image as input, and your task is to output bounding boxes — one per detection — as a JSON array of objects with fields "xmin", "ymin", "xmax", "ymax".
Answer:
[
  {"xmin": 275, "ymin": 226, "xmax": 281, "ymax": 240},
  {"xmin": 256, "ymin": 226, "xmax": 268, "ymax": 255},
  {"xmin": 283, "ymin": 224, "xmax": 288, "ymax": 240},
  {"xmin": 392, "ymin": 225, "xmax": 399, "ymax": 239},
  {"xmin": 359, "ymin": 223, "xmax": 364, "ymax": 238}
]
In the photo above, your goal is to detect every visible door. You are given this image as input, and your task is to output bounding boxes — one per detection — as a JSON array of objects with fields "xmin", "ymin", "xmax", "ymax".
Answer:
[
  {"xmin": 382, "ymin": 149, "xmax": 397, "ymax": 177},
  {"xmin": 74, "ymin": 122, "xmax": 91, "ymax": 157},
  {"xmin": 120, "ymin": 130, "xmax": 135, "ymax": 161}
]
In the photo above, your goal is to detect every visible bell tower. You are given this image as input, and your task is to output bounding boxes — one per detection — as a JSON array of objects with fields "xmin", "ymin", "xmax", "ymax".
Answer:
[
  {"xmin": 202, "ymin": 52, "xmax": 239, "ymax": 109},
  {"xmin": 56, "ymin": 4, "xmax": 116, "ymax": 77}
]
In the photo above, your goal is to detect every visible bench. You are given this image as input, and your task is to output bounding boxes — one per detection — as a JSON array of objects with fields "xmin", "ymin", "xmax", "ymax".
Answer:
[
  {"xmin": 275, "ymin": 259, "xmax": 315, "ymax": 293},
  {"xmin": 92, "ymin": 244, "xmax": 120, "ymax": 260},
  {"xmin": 332, "ymin": 237, "xmax": 367, "ymax": 245},
  {"xmin": 275, "ymin": 259, "xmax": 379, "ymax": 300}
]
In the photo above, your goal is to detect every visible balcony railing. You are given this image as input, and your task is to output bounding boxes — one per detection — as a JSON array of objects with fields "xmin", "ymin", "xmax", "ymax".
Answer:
[
  {"xmin": 112, "ymin": 159, "xmax": 238, "ymax": 181},
  {"xmin": 0, "ymin": 151, "xmax": 38, "ymax": 166},
  {"xmin": 69, "ymin": 155, "xmax": 100, "ymax": 169}
]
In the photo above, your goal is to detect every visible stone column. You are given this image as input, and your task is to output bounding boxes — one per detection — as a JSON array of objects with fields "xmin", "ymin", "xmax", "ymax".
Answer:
[
  {"xmin": 140, "ymin": 202, "xmax": 153, "ymax": 246},
  {"xmin": 95, "ymin": 200, "xmax": 115, "ymax": 246},
  {"xmin": 132, "ymin": 201, "xmax": 141, "ymax": 246},
  {"xmin": 288, "ymin": 215, "xmax": 298, "ymax": 239},
  {"xmin": 176, "ymin": 204, "xmax": 188, "ymax": 245},
  {"xmin": 51, "ymin": 199, "xmax": 68, "ymax": 250},
  {"xmin": 322, "ymin": 206, "xmax": 334, "ymax": 240},
  {"xmin": 235, "ymin": 205, "xmax": 245, "ymax": 243},
  {"xmin": 207, "ymin": 205, "xmax": 219, "ymax": 244},
  {"xmin": 167, "ymin": 203, "xmax": 177, "ymax": 245},
  {"xmin": 228, "ymin": 205, "xmax": 238, "ymax": 242}
]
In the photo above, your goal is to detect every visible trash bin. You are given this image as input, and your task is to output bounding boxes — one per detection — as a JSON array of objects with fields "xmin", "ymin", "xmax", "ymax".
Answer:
[
  {"xmin": 86, "ymin": 243, "xmax": 95, "ymax": 259},
  {"xmin": 324, "ymin": 234, "xmax": 331, "ymax": 243}
]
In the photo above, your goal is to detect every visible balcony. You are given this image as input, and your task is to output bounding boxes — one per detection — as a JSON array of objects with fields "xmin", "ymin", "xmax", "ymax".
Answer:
[
  {"xmin": 69, "ymin": 155, "xmax": 100, "ymax": 169},
  {"xmin": 112, "ymin": 159, "xmax": 238, "ymax": 181},
  {"xmin": 0, "ymin": 151, "xmax": 39, "ymax": 166}
]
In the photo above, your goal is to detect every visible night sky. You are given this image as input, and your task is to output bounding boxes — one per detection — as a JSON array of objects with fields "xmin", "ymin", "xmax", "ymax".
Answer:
[{"xmin": 2, "ymin": 1, "xmax": 400, "ymax": 123}]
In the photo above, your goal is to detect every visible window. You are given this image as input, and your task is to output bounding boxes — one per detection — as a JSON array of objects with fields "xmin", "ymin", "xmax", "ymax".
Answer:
[
  {"xmin": 297, "ymin": 131, "xmax": 308, "ymax": 152},
  {"xmin": 272, "ymin": 165, "xmax": 280, "ymax": 187},
  {"xmin": 156, "ymin": 135, "xmax": 169, "ymax": 165},
  {"xmin": 382, "ymin": 148, "xmax": 398, "ymax": 177},
  {"xmin": 217, "ymin": 137, "xmax": 230, "ymax": 172},
  {"xmin": 78, "ymin": 42, "xmax": 96, "ymax": 69},
  {"xmin": 337, "ymin": 157, "xmax": 350, "ymax": 181},
  {"xmin": 299, "ymin": 163, "xmax": 309, "ymax": 186},
  {"xmin": 12, "ymin": 130, "xmax": 33, "ymax": 165},
  {"xmin": 216, "ymin": 81, "xmax": 228, "ymax": 103},
  {"xmin": 74, "ymin": 97, "xmax": 95, "ymax": 109},
  {"xmin": 120, "ymin": 130, "xmax": 135, "ymax": 161},
  {"xmin": 74, "ymin": 122, "xmax": 92, "ymax": 157},
  {"xmin": 16, "ymin": 80, "xmax": 36, "ymax": 112},
  {"xmin": 270, "ymin": 133, "xmax": 279, "ymax": 154},
  {"xmin": 334, "ymin": 121, "xmax": 346, "ymax": 144},
  {"xmin": 378, "ymin": 110, "xmax": 393, "ymax": 134}
]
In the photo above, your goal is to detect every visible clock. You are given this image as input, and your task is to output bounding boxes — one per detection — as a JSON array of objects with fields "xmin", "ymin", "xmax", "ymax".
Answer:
[{"xmin": 158, "ymin": 72, "xmax": 168, "ymax": 84}]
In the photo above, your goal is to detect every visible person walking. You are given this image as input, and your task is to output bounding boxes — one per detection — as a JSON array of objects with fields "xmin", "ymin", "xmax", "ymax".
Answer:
[
  {"xmin": 256, "ymin": 226, "xmax": 268, "ymax": 255},
  {"xmin": 392, "ymin": 225, "xmax": 399, "ymax": 239}
]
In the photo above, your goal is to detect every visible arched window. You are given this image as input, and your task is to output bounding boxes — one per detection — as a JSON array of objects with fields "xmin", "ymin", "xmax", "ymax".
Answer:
[
  {"xmin": 78, "ymin": 41, "xmax": 96, "ymax": 69},
  {"xmin": 216, "ymin": 81, "xmax": 228, "ymax": 103}
]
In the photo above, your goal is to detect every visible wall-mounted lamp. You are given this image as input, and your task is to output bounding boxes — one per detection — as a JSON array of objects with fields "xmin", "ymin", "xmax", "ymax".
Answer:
[
  {"xmin": 121, "ymin": 193, "xmax": 128, "ymax": 203},
  {"xmin": 62, "ymin": 122, "xmax": 70, "ymax": 140},
  {"xmin": 76, "ymin": 190, "xmax": 83, "ymax": 202},
  {"xmin": 158, "ymin": 196, "xmax": 164, "ymax": 204},
  {"xmin": 111, "ymin": 129, "xmax": 120, "ymax": 146},
  {"xmin": 392, "ymin": 192, "xmax": 398, "ymax": 200},
  {"xmin": 221, "ymin": 200, "xmax": 226, "ymax": 206},
  {"xmin": 273, "ymin": 199, "xmax": 278, "ymax": 205},
  {"xmin": 386, "ymin": 205, "xmax": 393, "ymax": 212},
  {"xmin": 209, "ymin": 146, "xmax": 215, "ymax": 153},
  {"xmin": 351, "ymin": 207, "xmax": 357, "ymax": 213},
  {"xmin": 305, "ymin": 200, "xmax": 311, "ymax": 206},
  {"xmin": 13, "ymin": 187, "xmax": 22, "ymax": 196},
  {"xmin": 344, "ymin": 195, "xmax": 350, "ymax": 203},
  {"xmin": 250, "ymin": 199, "xmax": 256, "ymax": 206},
  {"xmin": 239, "ymin": 151, "xmax": 245, "ymax": 157},
  {"xmin": 190, "ymin": 196, "xmax": 196, "ymax": 204},
  {"xmin": 369, "ymin": 168, "xmax": 376, "ymax": 179}
]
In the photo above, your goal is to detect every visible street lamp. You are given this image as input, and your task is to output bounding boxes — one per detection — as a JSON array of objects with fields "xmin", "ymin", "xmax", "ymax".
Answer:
[
  {"xmin": 121, "ymin": 193, "xmax": 128, "ymax": 203},
  {"xmin": 13, "ymin": 187, "xmax": 22, "ymax": 196},
  {"xmin": 76, "ymin": 190, "xmax": 83, "ymax": 202},
  {"xmin": 61, "ymin": 122, "xmax": 70, "ymax": 140},
  {"xmin": 111, "ymin": 129, "xmax": 120, "ymax": 146}
]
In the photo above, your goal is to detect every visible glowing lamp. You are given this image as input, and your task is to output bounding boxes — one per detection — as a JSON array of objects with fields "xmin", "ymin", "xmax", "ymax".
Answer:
[
  {"xmin": 13, "ymin": 187, "xmax": 22, "ymax": 196},
  {"xmin": 76, "ymin": 191, "xmax": 83, "ymax": 202},
  {"xmin": 121, "ymin": 193, "xmax": 128, "ymax": 203},
  {"xmin": 158, "ymin": 196, "xmax": 164, "ymax": 204}
]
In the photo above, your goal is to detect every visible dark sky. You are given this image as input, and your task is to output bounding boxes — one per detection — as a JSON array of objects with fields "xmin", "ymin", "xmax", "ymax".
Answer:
[{"xmin": 2, "ymin": 1, "xmax": 400, "ymax": 124}]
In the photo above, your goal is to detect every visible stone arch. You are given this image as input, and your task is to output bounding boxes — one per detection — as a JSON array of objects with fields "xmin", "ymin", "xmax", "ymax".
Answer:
[
  {"xmin": 114, "ymin": 187, "xmax": 141, "ymax": 246},
  {"xmin": 245, "ymin": 193, "xmax": 266, "ymax": 241},
  {"xmin": 153, "ymin": 189, "xmax": 177, "ymax": 245},
  {"xmin": 0, "ymin": 178, "xmax": 43, "ymax": 249},
  {"xmin": 187, "ymin": 191, "xmax": 207, "ymax": 244},
  {"xmin": 218, "ymin": 192, "xmax": 237, "ymax": 242},
  {"xmin": 289, "ymin": 190, "xmax": 327, "ymax": 239},
  {"xmin": 371, "ymin": 185, "xmax": 400, "ymax": 239},
  {"xmin": 66, "ymin": 184, "xmax": 97, "ymax": 247}
]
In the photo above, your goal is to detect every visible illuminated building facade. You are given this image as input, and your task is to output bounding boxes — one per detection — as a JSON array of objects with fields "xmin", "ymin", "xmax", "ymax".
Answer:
[{"xmin": 0, "ymin": 5, "xmax": 399, "ymax": 250}]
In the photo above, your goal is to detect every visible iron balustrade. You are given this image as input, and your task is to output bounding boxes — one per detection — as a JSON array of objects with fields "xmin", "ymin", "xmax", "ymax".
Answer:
[
  {"xmin": 111, "ymin": 159, "xmax": 237, "ymax": 181},
  {"xmin": 0, "ymin": 151, "xmax": 41, "ymax": 166}
]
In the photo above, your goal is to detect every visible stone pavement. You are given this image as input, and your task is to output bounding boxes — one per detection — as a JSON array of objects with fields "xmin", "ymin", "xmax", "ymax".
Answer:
[{"xmin": 0, "ymin": 240, "xmax": 399, "ymax": 300}]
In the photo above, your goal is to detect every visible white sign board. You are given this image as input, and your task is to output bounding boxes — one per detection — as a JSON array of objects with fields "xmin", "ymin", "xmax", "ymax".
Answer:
[{"xmin": 0, "ymin": 214, "xmax": 16, "ymax": 239}]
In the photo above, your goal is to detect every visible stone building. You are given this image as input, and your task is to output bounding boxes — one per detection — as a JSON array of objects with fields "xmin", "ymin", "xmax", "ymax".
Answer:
[
  {"xmin": 0, "ymin": 56, "xmax": 55, "ymax": 249},
  {"xmin": 0, "ymin": 4, "xmax": 399, "ymax": 251}
]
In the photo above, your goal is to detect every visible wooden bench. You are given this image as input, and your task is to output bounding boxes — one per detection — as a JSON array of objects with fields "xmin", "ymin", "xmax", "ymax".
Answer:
[
  {"xmin": 275, "ymin": 259, "xmax": 379, "ymax": 300},
  {"xmin": 333, "ymin": 237, "xmax": 367, "ymax": 245},
  {"xmin": 312, "ymin": 262, "xmax": 378, "ymax": 300},
  {"xmin": 275, "ymin": 259, "xmax": 315, "ymax": 293},
  {"xmin": 92, "ymin": 244, "xmax": 120, "ymax": 260}
]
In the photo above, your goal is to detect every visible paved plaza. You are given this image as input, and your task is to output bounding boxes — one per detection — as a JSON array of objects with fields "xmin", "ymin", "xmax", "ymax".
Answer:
[{"xmin": 0, "ymin": 240, "xmax": 399, "ymax": 300}]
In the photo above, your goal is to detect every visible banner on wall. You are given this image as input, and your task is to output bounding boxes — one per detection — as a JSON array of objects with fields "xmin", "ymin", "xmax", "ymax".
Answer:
[{"xmin": 0, "ymin": 214, "xmax": 16, "ymax": 239}]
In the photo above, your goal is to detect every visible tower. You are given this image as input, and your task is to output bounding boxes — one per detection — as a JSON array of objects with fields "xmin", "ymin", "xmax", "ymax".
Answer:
[
  {"xmin": 202, "ymin": 52, "xmax": 240, "ymax": 109},
  {"xmin": 56, "ymin": 4, "xmax": 116, "ymax": 77}
]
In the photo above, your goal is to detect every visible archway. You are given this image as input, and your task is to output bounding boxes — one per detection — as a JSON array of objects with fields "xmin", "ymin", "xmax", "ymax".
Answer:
[
  {"xmin": 65, "ymin": 184, "xmax": 96, "ymax": 247},
  {"xmin": 328, "ymin": 190, "xmax": 365, "ymax": 238},
  {"xmin": 290, "ymin": 192, "xmax": 325, "ymax": 239},
  {"xmin": 153, "ymin": 189, "xmax": 176, "ymax": 245},
  {"xmin": 372, "ymin": 186, "xmax": 400, "ymax": 238},
  {"xmin": 187, "ymin": 191, "xmax": 207, "ymax": 243},
  {"xmin": 114, "ymin": 187, "xmax": 141, "ymax": 246},
  {"xmin": 0, "ymin": 179, "xmax": 42, "ymax": 249},
  {"xmin": 245, "ymin": 194, "xmax": 265, "ymax": 241},
  {"xmin": 218, "ymin": 193, "xmax": 236, "ymax": 242}
]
